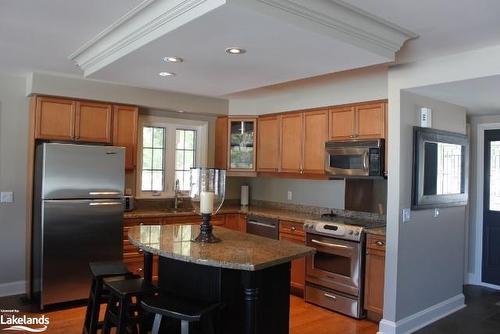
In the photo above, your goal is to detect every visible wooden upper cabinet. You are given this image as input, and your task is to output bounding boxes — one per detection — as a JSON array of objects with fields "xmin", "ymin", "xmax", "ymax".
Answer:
[
  {"xmin": 356, "ymin": 102, "xmax": 386, "ymax": 139},
  {"xmin": 214, "ymin": 117, "xmax": 228, "ymax": 169},
  {"xmin": 75, "ymin": 101, "xmax": 113, "ymax": 143},
  {"xmin": 280, "ymin": 113, "xmax": 303, "ymax": 173},
  {"xmin": 303, "ymin": 110, "xmax": 328, "ymax": 174},
  {"xmin": 112, "ymin": 105, "xmax": 138, "ymax": 170},
  {"xmin": 329, "ymin": 106, "xmax": 355, "ymax": 140},
  {"xmin": 257, "ymin": 115, "xmax": 280, "ymax": 172},
  {"xmin": 329, "ymin": 102, "xmax": 387, "ymax": 141},
  {"xmin": 35, "ymin": 97, "xmax": 76, "ymax": 140}
]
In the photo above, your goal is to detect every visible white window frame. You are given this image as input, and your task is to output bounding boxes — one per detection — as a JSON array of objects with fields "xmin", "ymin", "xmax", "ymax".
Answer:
[{"xmin": 136, "ymin": 115, "xmax": 208, "ymax": 198}]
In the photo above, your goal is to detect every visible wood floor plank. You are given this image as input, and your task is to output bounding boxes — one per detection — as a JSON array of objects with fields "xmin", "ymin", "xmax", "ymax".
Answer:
[{"xmin": 0, "ymin": 295, "xmax": 378, "ymax": 333}]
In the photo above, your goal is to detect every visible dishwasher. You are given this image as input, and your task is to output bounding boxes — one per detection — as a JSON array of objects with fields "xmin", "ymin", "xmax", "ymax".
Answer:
[{"xmin": 246, "ymin": 215, "xmax": 279, "ymax": 240}]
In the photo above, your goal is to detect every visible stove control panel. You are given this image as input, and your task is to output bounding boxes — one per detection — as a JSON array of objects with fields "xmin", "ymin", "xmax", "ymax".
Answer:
[{"xmin": 303, "ymin": 220, "xmax": 363, "ymax": 241}]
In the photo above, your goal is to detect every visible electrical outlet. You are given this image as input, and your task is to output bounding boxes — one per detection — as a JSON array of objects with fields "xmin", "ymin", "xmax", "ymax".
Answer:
[
  {"xmin": 287, "ymin": 191, "xmax": 293, "ymax": 201},
  {"xmin": 434, "ymin": 208, "xmax": 440, "ymax": 218},
  {"xmin": 0, "ymin": 192, "xmax": 14, "ymax": 203},
  {"xmin": 402, "ymin": 208, "xmax": 411, "ymax": 223}
]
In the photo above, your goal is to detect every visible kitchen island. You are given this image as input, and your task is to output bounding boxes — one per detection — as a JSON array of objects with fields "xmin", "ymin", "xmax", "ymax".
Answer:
[{"xmin": 128, "ymin": 224, "xmax": 315, "ymax": 334}]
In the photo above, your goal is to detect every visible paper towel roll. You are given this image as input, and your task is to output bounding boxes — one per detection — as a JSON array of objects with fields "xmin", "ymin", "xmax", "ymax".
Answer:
[{"xmin": 241, "ymin": 185, "xmax": 249, "ymax": 206}]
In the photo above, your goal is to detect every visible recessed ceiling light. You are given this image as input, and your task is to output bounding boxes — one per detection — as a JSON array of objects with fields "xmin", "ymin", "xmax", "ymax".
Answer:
[
  {"xmin": 163, "ymin": 56, "xmax": 183, "ymax": 63},
  {"xmin": 225, "ymin": 47, "xmax": 246, "ymax": 55},
  {"xmin": 159, "ymin": 72, "xmax": 175, "ymax": 77}
]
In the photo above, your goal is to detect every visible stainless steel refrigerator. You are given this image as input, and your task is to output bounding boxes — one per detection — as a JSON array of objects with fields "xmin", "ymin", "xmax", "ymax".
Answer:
[{"xmin": 32, "ymin": 143, "xmax": 125, "ymax": 308}]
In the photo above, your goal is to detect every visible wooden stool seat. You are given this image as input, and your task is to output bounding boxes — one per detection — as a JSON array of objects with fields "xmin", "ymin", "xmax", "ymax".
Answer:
[
  {"xmin": 83, "ymin": 261, "xmax": 134, "ymax": 334},
  {"xmin": 89, "ymin": 261, "xmax": 130, "ymax": 278},
  {"xmin": 102, "ymin": 278, "xmax": 155, "ymax": 334},
  {"xmin": 141, "ymin": 294, "xmax": 220, "ymax": 334}
]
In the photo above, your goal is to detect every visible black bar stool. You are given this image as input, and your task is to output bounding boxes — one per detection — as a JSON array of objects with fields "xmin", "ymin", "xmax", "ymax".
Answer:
[
  {"xmin": 83, "ymin": 261, "xmax": 134, "ymax": 334},
  {"xmin": 141, "ymin": 294, "xmax": 220, "ymax": 334},
  {"xmin": 102, "ymin": 278, "xmax": 155, "ymax": 334}
]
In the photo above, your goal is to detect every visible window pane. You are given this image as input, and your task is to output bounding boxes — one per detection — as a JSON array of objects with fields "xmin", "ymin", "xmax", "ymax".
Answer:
[
  {"xmin": 141, "ymin": 171, "xmax": 152, "ymax": 191},
  {"xmin": 175, "ymin": 150, "xmax": 184, "ymax": 170},
  {"xmin": 152, "ymin": 148, "xmax": 163, "ymax": 170},
  {"xmin": 142, "ymin": 148, "xmax": 152, "ymax": 170},
  {"xmin": 143, "ymin": 127, "xmax": 153, "ymax": 147},
  {"xmin": 176, "ymin": 130, "xmax": 185, "ymax": 149},
  {"xmin": 153, "ymin": 128, "xmax": 164, "ymax": 148},
  {"xmin": 182, "ymin": 171, "xmax": 191, "ymax": 191},
  {"xmin": 184, "ymin": 151, "xmax": 194, "ymax": 169},
  {"xmin": 184, "ymin": 130, "xmax": 195, "ymax": 149},
  {"xmin": 490, "ymin": 141, "xmax": 500, "ymax": 211},
  {"xmin": 152, "ymin": 171, "xmax": 163, "ymax": 191}
]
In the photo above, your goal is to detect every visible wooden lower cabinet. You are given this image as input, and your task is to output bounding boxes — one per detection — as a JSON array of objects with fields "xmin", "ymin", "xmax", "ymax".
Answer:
[
  {"xmin": 279, "ymin": 220, "xmax": 306, "ymax": 296},
  {"xmin": 364, "ymin": 234, "xmax": 386, "ymax": 319}
]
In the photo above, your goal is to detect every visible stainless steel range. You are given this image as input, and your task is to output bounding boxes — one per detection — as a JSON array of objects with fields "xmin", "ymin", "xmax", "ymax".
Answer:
[{"xmin": 303, "ymin": 213, "xmax": 384, "ymax": 319}]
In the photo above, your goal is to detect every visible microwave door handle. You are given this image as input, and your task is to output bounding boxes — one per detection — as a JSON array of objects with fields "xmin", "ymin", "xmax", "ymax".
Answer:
[{"xmin": 363, "ymin": 152, "xmax": 369, "ymax": 170}]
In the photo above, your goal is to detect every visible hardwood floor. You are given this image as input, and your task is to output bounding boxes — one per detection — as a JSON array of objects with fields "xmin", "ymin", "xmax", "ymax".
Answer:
[{"xmin": 0, "ymin": 294, "xmax": 378, "ymax": 334}]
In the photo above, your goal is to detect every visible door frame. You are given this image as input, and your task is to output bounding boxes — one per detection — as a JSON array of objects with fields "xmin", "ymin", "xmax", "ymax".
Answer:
[{"xmin": 471, "ymin": 123, "xmax": 500, "ymax": 289}]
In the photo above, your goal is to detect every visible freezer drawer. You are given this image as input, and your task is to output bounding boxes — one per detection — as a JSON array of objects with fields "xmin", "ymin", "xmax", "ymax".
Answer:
[
  {"xmin": 39, "ymin": 199, "xmax": 123, "ymax": 307},
  {"xmin": 39, "ymin": 143, "xmax": 125, "ymax": 199}
]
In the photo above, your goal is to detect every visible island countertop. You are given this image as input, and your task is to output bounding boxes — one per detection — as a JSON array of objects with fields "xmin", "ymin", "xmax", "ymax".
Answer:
[{"xmin": 128, "ymin": 224, "xmax": 315, "ymax": 271}]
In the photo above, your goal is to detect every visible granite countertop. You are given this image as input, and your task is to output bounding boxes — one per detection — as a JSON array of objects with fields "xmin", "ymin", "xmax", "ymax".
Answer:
[
  {"xmin": 124, "ymin": 205, "xmax": 322, "ymax": 223},
  {"xmin": 124, "ymin": 204, "xmax": 387, "ymax": 236},
  {"xmin": 128, "ymin": 224, "xmax": 315, "ymax": 271},
  {"xmin": 364, "ymin": 226, "xmax": 386, "ymax": 236}
]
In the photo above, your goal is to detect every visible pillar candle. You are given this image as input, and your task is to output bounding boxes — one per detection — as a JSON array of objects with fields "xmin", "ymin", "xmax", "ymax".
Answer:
[{"xmin": 200, "ymin": 191, "xmax": 215, "ymax": 214}]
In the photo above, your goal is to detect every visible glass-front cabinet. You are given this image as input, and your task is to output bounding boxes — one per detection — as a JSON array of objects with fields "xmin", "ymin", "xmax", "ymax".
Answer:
[{"xmin": 228, "ymin": 118, "xmax": 256, "ymax": 172}]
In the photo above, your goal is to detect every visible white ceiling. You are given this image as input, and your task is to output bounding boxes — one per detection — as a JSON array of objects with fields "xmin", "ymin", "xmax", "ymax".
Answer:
[
  {"xmin": 2, "ymin": 0, "xmax": 500, "ymax": 97},
  {"xmin": 90, "ymin": 4, "xmax": 389, "ymax": 97},
  {"xmin": 0, "ymin": 0, "xmax": 140, "ymax": 76},
  {"xmin": 409, "ymin": 75, "xmax": 500, "ymax": 116},
  {"xmin": 343, "ymin": 0, "xmax": 500, "ymax": 63}
]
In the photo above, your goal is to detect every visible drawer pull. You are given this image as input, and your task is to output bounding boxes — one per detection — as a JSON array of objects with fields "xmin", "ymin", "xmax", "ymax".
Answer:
[
  {"xmin": 137, "ymin": 268, "xmax": 143, "ymax": 273},
  {"xmin": 291, "ymin": 226, "xmax": 296, "ymax": 231},
  {"xmin": 375, "ymin": 241, "xmax": 385, "ymax": 246},
  {"xmin": 324, "ymin": 293, "xmax": 337, "ymax": 300}
]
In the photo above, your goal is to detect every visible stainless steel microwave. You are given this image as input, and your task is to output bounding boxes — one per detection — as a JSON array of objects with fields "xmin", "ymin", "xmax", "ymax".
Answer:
[{"xmin": 325, "ymin": 139, "xmax": 385, "ymax": 177}]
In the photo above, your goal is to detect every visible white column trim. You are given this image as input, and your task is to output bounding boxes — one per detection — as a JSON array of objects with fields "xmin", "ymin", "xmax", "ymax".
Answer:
[
  {"xmin": 0, "ymin": 281, "xmax": 26, "ymax": 297},
  {"xmin": 378, "ymin": 294, "xmax": 465, "ymax": 334}
]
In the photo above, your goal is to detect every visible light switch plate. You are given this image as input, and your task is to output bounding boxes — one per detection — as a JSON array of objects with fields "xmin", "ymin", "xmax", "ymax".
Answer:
[
  {"xmin": 287, "ymin": 191, "xmax": 293, "ymax": 201},
  {"xmin": 0, "ymin": 192, "xmax": 14, "ymax": 203},
  {"xmin": 402, "ymin": 208, "xmax": 411, "ymax": 223}
]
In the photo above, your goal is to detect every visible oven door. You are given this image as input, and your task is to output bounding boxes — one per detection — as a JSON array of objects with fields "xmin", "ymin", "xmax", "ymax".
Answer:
[
  {"xmin": 306, "ymin": 233, "xmax": 362, "ymax": 296},
  {"xmin": 325, "ymin": 147, "xmax": 370, "ymax": 177}
]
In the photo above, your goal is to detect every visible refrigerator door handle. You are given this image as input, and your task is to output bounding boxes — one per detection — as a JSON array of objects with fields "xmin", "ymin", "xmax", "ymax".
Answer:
[
  {"xmin": 89, "ymin": 191, "xmax": 121, "ymax": 196},
  {"xmin": 89, "ymin": 202, "xmax": 123, "ymax": 206}
]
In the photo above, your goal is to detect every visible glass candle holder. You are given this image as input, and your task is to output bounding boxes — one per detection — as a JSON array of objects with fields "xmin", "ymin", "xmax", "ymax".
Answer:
[{"xmin": 189, "ymin": 167, "xmax": 226, "ymax": 243}]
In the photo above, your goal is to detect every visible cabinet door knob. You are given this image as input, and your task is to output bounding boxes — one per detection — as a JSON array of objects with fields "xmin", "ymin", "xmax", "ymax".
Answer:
[
  {"xmin": 375, "ymin": 241, "xmax": 385, "ymax": 246},
  {"xmin": 291, "ymin": 226, "xmax": 296, "ymax": 231}
]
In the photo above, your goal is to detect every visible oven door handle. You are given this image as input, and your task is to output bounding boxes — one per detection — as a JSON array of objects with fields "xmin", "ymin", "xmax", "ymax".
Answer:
[{"xmin": 311, "ymin": 239, "xmax": 351, "ymax": 250}]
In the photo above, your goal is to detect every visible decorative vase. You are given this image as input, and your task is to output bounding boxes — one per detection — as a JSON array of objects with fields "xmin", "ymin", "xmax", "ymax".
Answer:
[{"xmin": 189, "ymin": 167, "xmax": 226, "ymax": 243}]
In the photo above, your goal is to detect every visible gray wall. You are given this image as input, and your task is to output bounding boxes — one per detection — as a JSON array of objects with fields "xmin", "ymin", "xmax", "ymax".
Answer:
[
  {"xmin": 0, "ymin": 72, "xmax": 229, "ymax": 292},
  {"xmin": 28, "ymin": 72, "xmax": 228, "ymax": 116},
  {"xmin": 228, "ymin": 66, "xmax": 387, "ymax": 207},
  {"xmin": 394, "ymin": 90, "xmax": 467, "ymax": 320},
  {"xmin": 0, "ymin": 74, "xmax": 29, "ymax": 289},
  {"xmin": 247, "ymin": 178, "xmax": 345, "ymax": 209}
]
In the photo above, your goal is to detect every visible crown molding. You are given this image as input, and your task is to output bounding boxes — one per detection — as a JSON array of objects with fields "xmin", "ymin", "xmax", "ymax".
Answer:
[
  {"xmin": 69, "ymin": 0, "xmax": 416, "ymax": 76},
  {"xmin": 234, "ymin": 0, "xmax": 417, "ymax": 58},
  {"xmin": 69, "ymin": 0, "xmax": 227, "ymax": 76}
]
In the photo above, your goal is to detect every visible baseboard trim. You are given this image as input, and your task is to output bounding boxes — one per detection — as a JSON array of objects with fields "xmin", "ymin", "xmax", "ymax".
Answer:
[
  {"xmin": 378, "ymin": 294, "xmax": 465, "ymax": 334},
  {"xmin": 0, "ymin": 280, "xmax": 26, "ymax": 297}
]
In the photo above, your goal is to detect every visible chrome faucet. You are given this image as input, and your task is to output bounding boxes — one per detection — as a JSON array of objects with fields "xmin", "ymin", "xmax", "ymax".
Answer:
[{"xmin": 174, "ymin": 179, "xmax": 182, "ymax": 210}]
